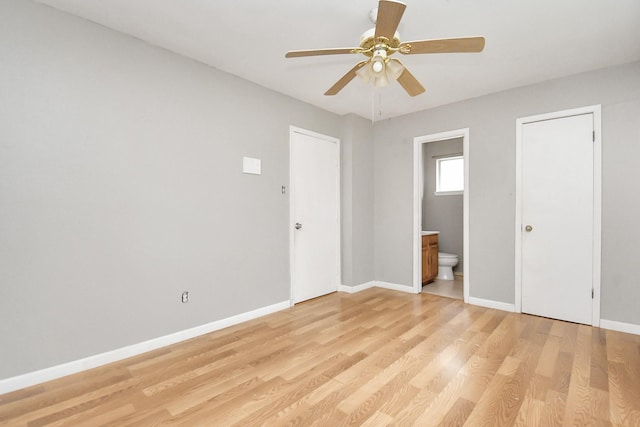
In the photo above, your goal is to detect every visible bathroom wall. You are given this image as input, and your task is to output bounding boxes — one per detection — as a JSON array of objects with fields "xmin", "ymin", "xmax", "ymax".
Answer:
[{"xmin": 422, "ymin": 138, "xmax": 463, "ymax": 272}]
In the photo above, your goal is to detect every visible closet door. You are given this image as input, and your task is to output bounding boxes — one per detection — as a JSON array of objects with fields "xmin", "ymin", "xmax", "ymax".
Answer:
[{"xmin": 520, "ymin": 113, "xmax": 594, "ymax": 325}]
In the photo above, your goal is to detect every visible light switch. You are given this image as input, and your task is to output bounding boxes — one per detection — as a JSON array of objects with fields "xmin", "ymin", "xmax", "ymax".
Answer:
[{"xmin": 242, "ymin": 156, "xmax": 261, "ymax": 175}]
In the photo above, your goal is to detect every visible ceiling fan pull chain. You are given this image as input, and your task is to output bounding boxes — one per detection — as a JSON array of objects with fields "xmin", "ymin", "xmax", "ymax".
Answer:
[{"xmin": 371, "ymin": 88, "xmax": 375, "ymax": 124}]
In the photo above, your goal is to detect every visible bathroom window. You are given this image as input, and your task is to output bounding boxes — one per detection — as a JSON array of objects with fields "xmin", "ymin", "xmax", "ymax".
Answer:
[{"xmin": 435, "ymin": 155, "xmax": 464, "ymax": 195}]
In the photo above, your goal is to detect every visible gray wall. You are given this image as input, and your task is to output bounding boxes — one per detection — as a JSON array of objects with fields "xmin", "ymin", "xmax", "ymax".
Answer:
[
  {"xmin": 601, "ymin": 98, "xmax": 640, "ymax": 325},
  {"xmin": 422, "ymin": 138, "xmax": 463, "ymax": 272},
  {"xmin": 0, "ymin": 0, "xmax": 375, "ymax": 379},
  {"xmin": 341, "ymin": 115, "xmax": 375, "ymax": 286},
  {"xmin": 374, "ymin": 61, "xmax": 640, "ymax": 326}
]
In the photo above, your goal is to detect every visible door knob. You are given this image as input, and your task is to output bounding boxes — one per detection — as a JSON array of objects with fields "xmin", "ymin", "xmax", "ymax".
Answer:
[
  {"xmin": 525, "ymin": 225, "xmax": 533, "ymax": 232},
  {"xmin": 295, "ymin": 222, "xmax": 303, "ymax": 230}
]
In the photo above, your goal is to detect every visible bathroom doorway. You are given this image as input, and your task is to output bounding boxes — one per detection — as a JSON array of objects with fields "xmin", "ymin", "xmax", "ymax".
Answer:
[{"xmin": 412, "ymin": 129, "xmax": 469, "ymax": 301}]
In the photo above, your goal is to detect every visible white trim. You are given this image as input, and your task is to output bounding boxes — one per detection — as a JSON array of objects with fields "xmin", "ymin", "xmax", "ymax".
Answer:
[
  {"xmin": 600, "ymin": 319, "xmax": 640, "ymax": 336},
  {"xmin": 338, "ymin": 281, "xmax": 414, "ymax": 294},
  {"xmin": 289, "ymin": 126, "xmax": 341, "ymax": 304},
  {"xmin": 0, "ymin": 300, "xmax": 290, "ymax": 395},
  {"xmin": 413, "ymin": 129, "xmax": 470, "ymax": 303},
  {"xmin": 375, "ymin": 281, "xmax": 419, "ymax": 294},
  {"xmin": 515, "ymin": 115, "xmax": 523, "ymax": 313},
  {"xmin": 467, "ymin": 297, "xmax": 516, "ymax": 313},
  {"xmin": 514, "ymin": 105, "xmax": 602, "ymax": 327},
  {"xmin": 592, "ymin": 107, "xmax": 602, "ymax": 326},
  {"xmin": 434, "ymin": 191, "xmax": 463, "ymax": 196},
  {"xmin": 338, "ymin": 281, "xmax": 376, "ymax": 293}
]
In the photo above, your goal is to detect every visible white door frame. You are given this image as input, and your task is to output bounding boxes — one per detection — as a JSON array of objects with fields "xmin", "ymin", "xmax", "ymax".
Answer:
[
  {"xmin": 413, "ymin": 128, "xmax": 470, "ymax": 301},
  {"xmin": 514, "ymin": 105, "xmax": 601, "ymax": 326},
  {"xmin": 289, "ymin": 126, "xmax": 341, "ymax": 306}
]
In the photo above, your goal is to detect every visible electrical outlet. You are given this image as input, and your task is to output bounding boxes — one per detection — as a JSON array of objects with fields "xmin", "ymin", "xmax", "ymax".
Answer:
[{"xmin": 181, "ymin": 291, "xmax": 189, "ymax": 303}]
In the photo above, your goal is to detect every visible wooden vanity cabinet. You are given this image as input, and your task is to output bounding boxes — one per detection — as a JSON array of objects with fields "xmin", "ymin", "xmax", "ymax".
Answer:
[{"xmin": 421, "ymin": 234, "xmax": 439, "ymax": 284}]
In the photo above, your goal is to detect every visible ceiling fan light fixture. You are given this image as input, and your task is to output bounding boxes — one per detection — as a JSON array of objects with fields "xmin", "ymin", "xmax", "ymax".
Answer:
[
  {"xmin": 372, "ymin": 58, "xmax": 385, "ymax": 73},
  {"xmin": 372, "ymin": 71, "xmax": 390, "ymax": 88},
  {"xmin": 371, "ymin": 48, "xmax": 387, "ymax": 74},
  {"xmin": 356, "ymin": 57, "xmax": 402, "ymax": 88},
  {"xmin": 356, "ymin": 61, "xmax": 374, "ymax": 83},
  {"xmin": 385, "ymin": 58, "xmax": 404, "ymax": 80}
]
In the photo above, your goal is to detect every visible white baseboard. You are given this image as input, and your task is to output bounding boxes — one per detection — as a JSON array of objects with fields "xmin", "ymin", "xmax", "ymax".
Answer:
[
  {"xmin": 0, "ymin": 300, "xmax": 290, "ymax": 395},
  {"xmin": 339, "ymin": 281, "xmax": 417, "ymax": 294},
  {"xmin": 338, "ymin": 281, "xmax": 376, "ymax": 293},
  {"xmin": 468, "ymin": 296, "xmax": 516, "ymax": 313},
  {"xmin": 343, "ymin": 282, "xmax": 516, "ymax": 312},
  {"xmin": 375, "ymin": 281, "xmax": 418, "ymax": 294},
  {"xmin": 600, "ymin": 319, "xmax": 640, "ymax": 336}
]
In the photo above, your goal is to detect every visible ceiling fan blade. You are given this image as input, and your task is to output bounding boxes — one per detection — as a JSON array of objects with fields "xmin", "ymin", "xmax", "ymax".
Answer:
[
  {"xmin": 285, "ymin": 47, "xmax": 361, "ymax": 58},
  {"xmin": 400, "ymin": 36, "xmax": 485, "ymax": 54},
  {"xmin": 395, "ymin": 63, "xmax": 426, "ymax": 97},
  {"xmin": 325, "ymin": 61, "xmax": 368, "ymax": 96},
  {"xmin": 374, "ymin": 0, "xmax": 406, "ymax": 40}
]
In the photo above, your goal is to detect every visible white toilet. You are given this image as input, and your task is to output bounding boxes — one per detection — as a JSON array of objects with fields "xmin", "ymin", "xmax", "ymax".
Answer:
[{"xmin": 437, "ymin": 252, "xmax": 459, "ymax": 280}]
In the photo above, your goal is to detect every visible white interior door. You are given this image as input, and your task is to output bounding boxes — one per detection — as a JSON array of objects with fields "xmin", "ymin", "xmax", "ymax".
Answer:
[
  {"xmin": 290, "ymin": 128, "xmax": 339, "ymax": 303},
  {"xmin": 521, "ymin": 113, "xmax": 594, "ymax": 324}
]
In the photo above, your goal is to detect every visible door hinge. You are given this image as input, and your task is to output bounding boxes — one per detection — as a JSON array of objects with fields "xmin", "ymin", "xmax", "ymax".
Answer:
[
  {"xmin": 592, "ymin": 131, "xmax": 595, "ymax": 142},
  {"xmin": 591, "ymin": 288, "xmax": 594, "ymax": 299}
]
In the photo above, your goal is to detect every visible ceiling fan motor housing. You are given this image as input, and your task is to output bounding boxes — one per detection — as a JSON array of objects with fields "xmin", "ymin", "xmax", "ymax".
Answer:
[{"xmin": 359, "ymin": 27, "xmax": 401, "ymax": 57}]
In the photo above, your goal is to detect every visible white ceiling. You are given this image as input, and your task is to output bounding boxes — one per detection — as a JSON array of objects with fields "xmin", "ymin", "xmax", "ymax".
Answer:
[{"xmin": 37, "ymin": 0, "xmax": 640, "ymax": 121}]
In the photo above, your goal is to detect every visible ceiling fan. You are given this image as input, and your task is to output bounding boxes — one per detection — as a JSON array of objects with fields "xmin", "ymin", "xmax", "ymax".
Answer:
[{"xmin": 285, "ymin": 0, "xmax": 485, "ymax": 97}]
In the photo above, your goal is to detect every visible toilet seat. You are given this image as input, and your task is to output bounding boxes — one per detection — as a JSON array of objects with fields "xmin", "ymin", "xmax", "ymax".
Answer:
[{"xmin": 438, "ymin": 252, "xmax": 457, "ymax": 259}]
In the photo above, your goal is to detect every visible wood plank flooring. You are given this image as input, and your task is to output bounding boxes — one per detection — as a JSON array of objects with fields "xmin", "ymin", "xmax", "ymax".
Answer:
[{"xmin": 1, "ymin": 288, "xmax": 640, "ymax": 426}]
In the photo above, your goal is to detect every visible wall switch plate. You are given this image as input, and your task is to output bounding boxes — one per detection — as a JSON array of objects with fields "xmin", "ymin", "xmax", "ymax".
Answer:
[{"xmin": 242, "ymin": 157, "xmax": 261, "ymax": 175}]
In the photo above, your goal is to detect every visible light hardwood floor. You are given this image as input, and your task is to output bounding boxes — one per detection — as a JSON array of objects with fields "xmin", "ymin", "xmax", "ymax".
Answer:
[{"xmin": 1, "ymin": 288, "xmax": 639, "ymax": 426}]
